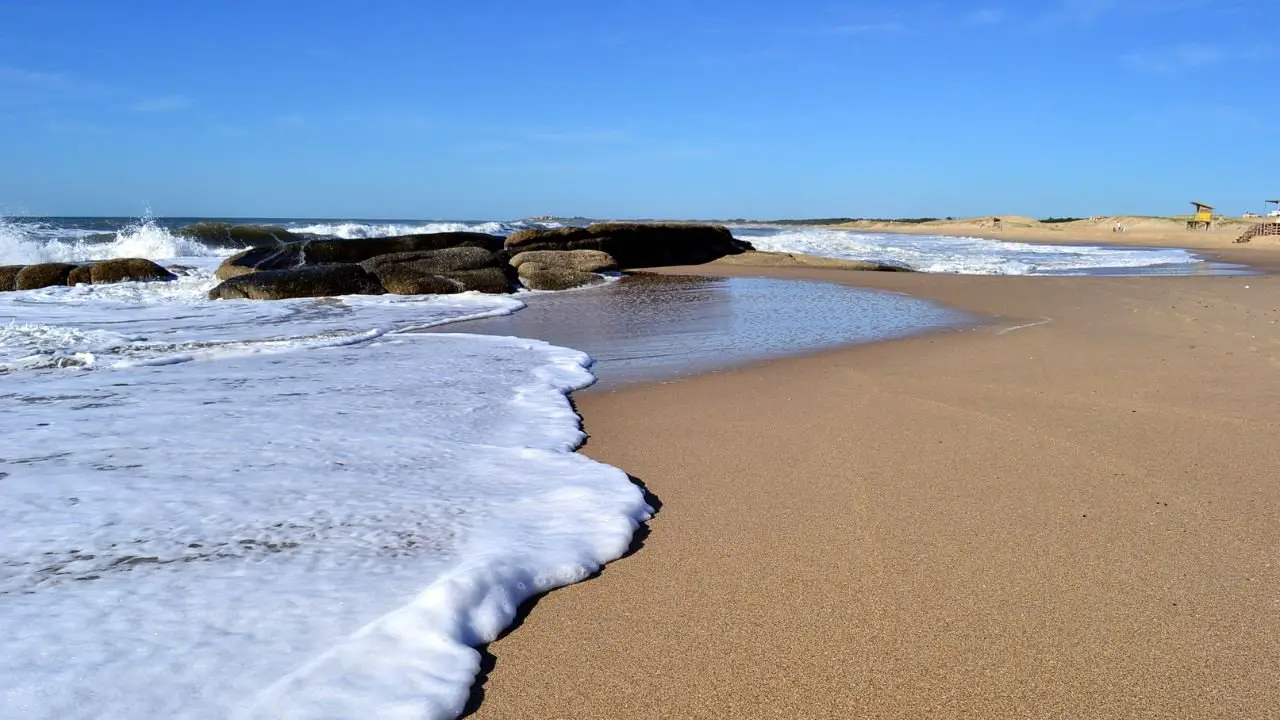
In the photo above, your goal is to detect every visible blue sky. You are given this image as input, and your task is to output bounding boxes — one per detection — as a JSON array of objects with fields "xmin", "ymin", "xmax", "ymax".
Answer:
[{"xmin": 0, "ymin": 0, "xmax": 1275, "ymax": 219}]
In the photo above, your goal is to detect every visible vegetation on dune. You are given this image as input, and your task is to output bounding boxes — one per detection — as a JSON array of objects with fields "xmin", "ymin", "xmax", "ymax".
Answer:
[{"xmin": 1039, "ymin": 217, "xmax": 1084, "ymax": 224}]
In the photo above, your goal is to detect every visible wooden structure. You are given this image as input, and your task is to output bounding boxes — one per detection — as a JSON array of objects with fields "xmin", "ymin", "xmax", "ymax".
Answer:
[
  {"xmin": 1234, "ymin": 201, "xmax": 1280, "ymax": 243},
  {"xmin": 1186, "ymin": 201, "xmax": 1214, "ymax": 231}
]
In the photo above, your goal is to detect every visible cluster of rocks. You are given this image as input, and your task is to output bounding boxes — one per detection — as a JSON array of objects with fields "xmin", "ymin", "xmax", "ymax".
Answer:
[
  {"xmin": 0, "ymin": 258, "xmax": 177, "ymax": 291},
  {"xmin": 206, "ymin": 223, "xmax": 754, "ymax": 300}
]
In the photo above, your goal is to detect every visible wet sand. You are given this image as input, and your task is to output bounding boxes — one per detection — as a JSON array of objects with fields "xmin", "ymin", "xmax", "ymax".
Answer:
[
  {"xmin": 450, "ymin": 273, "xmax": 970, "ymax": 389},
  {"xmin": 468, "ymin": 242, "xmax": 1280, "ymax": 719}
]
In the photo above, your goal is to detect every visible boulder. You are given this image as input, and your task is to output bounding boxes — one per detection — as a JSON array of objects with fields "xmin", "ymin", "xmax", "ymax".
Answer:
[
  {"xmin": 67, "ymin": 265, "xmax": 95, "ymax": 285},
  {"xmin": 374, "ymin": 265, "xmax": 463, "ymax": 295},
  {"xmin": 361, "ymin": 247, "xmax": 509, "ymax": 295},
  {"xmin": 708, "ymin": 251, "xmax": 915, "ymax": 272},
  {"xmin": 89, "ymin": 258, "xmax": 178, "ymax": 284},
  {"xmin": 215, "ymin": 245, "xmax": 308, "ymax": 280},
  {"xmin": 300, "ymin": 233, "xmax": 504, "ymax": 264},
  {"xmin": 448, "ymin": 267, "xmax": 515, "ymax": 294},
  {"xmin": 506, "ymin": 226, "xmax": 597, "ymax": 250},
  {"xmin": 208, "ymin": 264, "xmax": 385, "ymax": 300},
  {"xmin": 213, "ymin": 233, "xmax": 505, "ymax": 280},
  {"xmin": 175, "ymin": 222, "xmax": 304, "ymax": 249},
  {"xmin": 517, "ymin": 262, "xmax": 607, "ymax": 291},
  {"xmin": 503, "ymin": 223, "xmax": 750, "ymax": 269},
  {"xmin": 508, "ymin": 249, "xmax": 618, "ymax": 273},
  {"xmin": 15, "ymin": 263, "xmax": 78, "ymax": 290},
  {"xmin": 360, "ymin": 246, "xmax": 499, "ymax": 274},
  {"xmin": 0, "ymin": 265, "xmax": 24, "ymax": 291}
]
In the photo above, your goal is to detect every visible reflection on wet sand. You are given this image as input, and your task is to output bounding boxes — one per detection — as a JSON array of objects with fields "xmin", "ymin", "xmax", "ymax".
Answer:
[{"xmin": 444, "ymin": 273, "xmax": 972, "ymax": 389}]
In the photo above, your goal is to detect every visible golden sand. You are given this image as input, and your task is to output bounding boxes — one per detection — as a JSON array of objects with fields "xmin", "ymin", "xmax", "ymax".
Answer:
[{"xmin": 468, "ymin": 238, "xmax": 1280, "ymax": 719}]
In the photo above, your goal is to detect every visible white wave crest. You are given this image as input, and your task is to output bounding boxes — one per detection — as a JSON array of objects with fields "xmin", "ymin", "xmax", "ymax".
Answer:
[
  {"xmin": 0, "ymin": 216, "xmax": 233, "ymax": 265},
  {"xmin": 287, "ymin": 221, "xmax": 515, "ymax": 239},
  {"xmin": 739, "ymin": 227, "xmax": 1201, "ymax": 276}
]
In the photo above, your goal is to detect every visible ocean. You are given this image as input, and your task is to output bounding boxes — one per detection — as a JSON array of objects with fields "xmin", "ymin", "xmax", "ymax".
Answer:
[{"xmin": 0, "ymin": 215, "xmax": 1214, "ymax": 718}]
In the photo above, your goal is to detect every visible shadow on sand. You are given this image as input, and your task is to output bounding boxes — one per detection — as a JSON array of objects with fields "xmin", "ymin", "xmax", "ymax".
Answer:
[{"xmin": 460, "ymin": 474, "xmax": 661, "ymax": 717}]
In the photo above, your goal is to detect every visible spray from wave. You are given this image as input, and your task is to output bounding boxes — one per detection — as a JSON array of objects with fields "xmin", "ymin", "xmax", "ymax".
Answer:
[
  {"xmin": 0, "ymin": 215, "xmax": 234, "ymax": 265},
  {"xmin": 284, "ymin": 220, "xmax": 554, "ymax": 239}
]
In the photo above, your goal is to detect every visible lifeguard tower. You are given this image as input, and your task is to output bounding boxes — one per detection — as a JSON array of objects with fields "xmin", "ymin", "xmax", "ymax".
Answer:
[{"xmin": 1186, "ymin": 201, "xmax": 1214, "ymax": 231}]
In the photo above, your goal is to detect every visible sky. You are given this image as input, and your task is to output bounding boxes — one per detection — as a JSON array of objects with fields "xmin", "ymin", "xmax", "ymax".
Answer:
[{"xmin": 0, "ymin": 0, "xmax": 1276, "ymax": 219}]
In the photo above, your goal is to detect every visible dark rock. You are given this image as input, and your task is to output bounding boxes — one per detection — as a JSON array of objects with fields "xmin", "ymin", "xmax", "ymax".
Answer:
[
  {"xmin": 374, "ymin": 266, "xmax": 463, "ymax": 295},
  {"xmin": 506, "ymin": 226, "xmax": 596, "ymax": 249},
  {"xmin": 300, "ymin": 233, "xmax": 503, "ymax": 264},
  {"xmin": 214, "ymin": 233, "xmax": 505, "ymax": 280},
  {"xmin": 448, "ymin": 267, "xmax": 515, "ymax": 293},
  {"xmin": 208, "ymin": 264, "xmax": 385, "ymax": 300},
  {"xmin": 0, "ymin": 265, "xmax": 24, "ymax": 291},
  {"xmin": 509, "ymin": 249, "xmax": 618, "ymax": 273},
  {"xmin": 16, "ymin": 263, "xmax": 78, "ymax": 290},
  {"xmin": 214, "ymin": 245, "xmax": 308, "ymax": 280},
  {"xmin": 360, "ymin": 246, "xmax": 499, "ymax": 274},
  {"xmin": 90, "ymin": 258, "xmax": 177, "ymax": 284},
  {"xmin": 503, "ymin": 223, "xmax": 750, "ymax": 269},
  {"xmin": 175, "ymin": 222, "xmax": 304, "ymax": 249},
  {"xmin": 517, "ymin": 262, "xmax": 606, "ymax": 291},
  {"xmin": 67, "ymin": 265, "xmax": 95, "ymax": 286}
]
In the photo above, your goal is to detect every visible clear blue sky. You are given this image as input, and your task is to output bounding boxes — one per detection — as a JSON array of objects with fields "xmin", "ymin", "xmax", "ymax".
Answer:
[{"xmin": 0, "ymin": 0, "xmax": 1275, "ymax": 219}]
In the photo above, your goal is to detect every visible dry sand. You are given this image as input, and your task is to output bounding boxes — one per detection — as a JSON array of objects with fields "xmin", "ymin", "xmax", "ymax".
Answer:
[
  {"xmin": 468, "ymin": 240, "xmax": 1280, "ymax": 719},
  {"xmin": 829, "ymin": 215, "xmax": 1280, "ymax": 254}
]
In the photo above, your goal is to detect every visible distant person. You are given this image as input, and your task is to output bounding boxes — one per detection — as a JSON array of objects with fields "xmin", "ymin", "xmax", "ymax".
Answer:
[{"xmin": 1113, "ymin": 222, "xmax": 1125, "ymax": 233}]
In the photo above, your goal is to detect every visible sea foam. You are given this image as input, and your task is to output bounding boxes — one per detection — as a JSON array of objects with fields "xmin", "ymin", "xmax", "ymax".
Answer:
[
  {"xmin": 735, "ymin": 226, "xmax": 1203, "ymax": 275},
  {"xmin": 0, "ymin": 264, "xmax": 649, "ymax": 719},
  {"xmin": 0, "ymin": 215, "xmax": 230, "ymax": 264}
]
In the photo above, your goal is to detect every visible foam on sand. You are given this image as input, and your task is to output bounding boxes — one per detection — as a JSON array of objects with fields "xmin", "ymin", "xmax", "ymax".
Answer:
[
  {"xmin": 0, "ymin": 264, "xmax": 650, "ymax": 719},
  {"xmin": 736, "ymin": 226, "xmax": 1203, "ymax": 275}
]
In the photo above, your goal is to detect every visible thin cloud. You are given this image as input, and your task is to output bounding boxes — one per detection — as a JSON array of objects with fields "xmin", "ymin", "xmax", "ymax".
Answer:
[
  {"xmin": 454, "ymin": 141, "xmax": 523, "ymax": 154},
  {"xmin": 131, "ymin": 95, "xmax": 193, "ymax": 113},
  {"xmin": 1122, "ymin": 44, "xmax": 1223, "ymax": 73},
  {"xmin": 533, "ymin": 129, "xmax": 633, "ymax": 145},
  {"xmin": 964, "ymin": 8, "xmax": 1006, "ymax": 26},
  {"xmin": 1033, "ymin": 0, "xmax": 1209, "ymax": 29},
  {"xmin": 821, "ymin": 21, "xmax": 905, "ymax": 35},
  {"xmin": 212, "ymin": 124, "xmax": 250, "ymax": 138},
  {"xmin": 1132, "ymin": 103, "xmax": 1263, "ymax": 133},
  {"xmin": 45, "ymin": 119, "xmax": 108, "ymax": 135},
  {"xmin": 0, "ymin": 65, "xmax": 75, "ymax": 90},
  {"xmin": 1123, "ymin": 44, "xmax": 1272, "ymax": 73}
]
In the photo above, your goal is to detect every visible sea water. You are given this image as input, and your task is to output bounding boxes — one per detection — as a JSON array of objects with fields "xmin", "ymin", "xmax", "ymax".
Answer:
[{"xmin": 733, "ymin": 226, "xmax": 1218, "ymax": 275}]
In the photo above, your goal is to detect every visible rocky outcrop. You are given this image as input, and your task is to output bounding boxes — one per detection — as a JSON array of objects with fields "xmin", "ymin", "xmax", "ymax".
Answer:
[
  {"xmin": 708, "ymin": 251, "xmax": 915, "ymax": 272},
  {"xmin": 207, "ymin": 264, "xmax": 385, "ymax": 300},
  {"xmin": 360, "ymin": 246, "xmax": 499, "ymax": 274},
  {"xmin": 448, "ymin": 267, "xmax": 516, "ymax": 294},
  {"xmin": 516, "ymin": 262, "xmax": 608, "ymax": 291},
  {"xmin": 15, "ymin": 263, "xmax": 78, "ymax": 290},
  {"xmin": 373, "ymin": 266, "xmax": 462, "ymax": 295},
  {"xmin": 67, "ymin": 265, "xmax": 94, "ymax": 285},
  {"xmin": 358, "ymin": 246, "xmax": 513, "ymax": 295},
  {"xmin": 504, "ymin": 223, "xmax": 750, "ymax": 268},
  {"xmin": 0, "ymin": 265, "xmax": 23, "ymax": 291},
  {"xmin": 89, "ymin": 258, "xmax": 178, "ymax": 284},
  {"xmin": 508, "ymin": 249, "xmax": 618, "ymax": 273},
  {"xmin": 214, "ymin": 233, "xmax": 505, "ymax": 280},
  {"xmin": 175, "ymin": 222, "xmax": 304, "ymax": 249}
]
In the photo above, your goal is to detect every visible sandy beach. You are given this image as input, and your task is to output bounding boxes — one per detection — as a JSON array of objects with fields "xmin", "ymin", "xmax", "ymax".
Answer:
[
  {"xmin": 469, "ymin": 238, "xmax": 1280, "ymax": 718},
  {"xmin": 830, "ymin": 215, "xmax": 1280, "ymax": 255}
]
